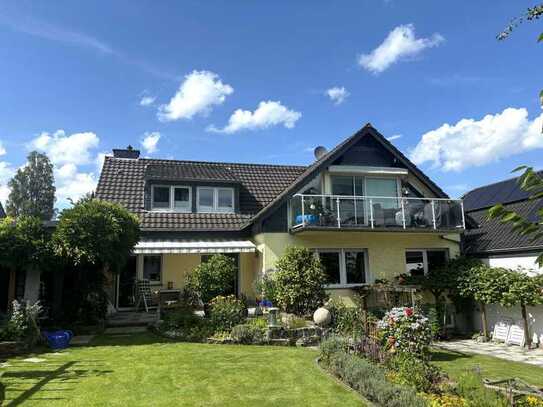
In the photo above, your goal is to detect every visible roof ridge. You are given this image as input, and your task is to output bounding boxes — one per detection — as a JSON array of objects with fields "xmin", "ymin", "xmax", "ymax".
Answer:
[{"xmin": 106, "ymin": 156, "xmax": 307, "ymax": 169}]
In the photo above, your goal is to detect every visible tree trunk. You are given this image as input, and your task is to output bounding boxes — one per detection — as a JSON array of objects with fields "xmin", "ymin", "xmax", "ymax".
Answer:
[
  {"xmin": 480, "ymin": 302, "xmax": 489, "ymax": 339},
  {"xmin": 521, "ymin": 303, "xmax": 531, "ymax": 348},
  {"xmin": 7, "ymin": 269, "xmax": 16, "ymax": 308}
]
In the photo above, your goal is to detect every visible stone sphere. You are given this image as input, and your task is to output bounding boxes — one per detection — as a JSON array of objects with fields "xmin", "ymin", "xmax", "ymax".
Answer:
[{"xmin": 313, "ymin": 307, "xmax": 331, "ymax": 326}]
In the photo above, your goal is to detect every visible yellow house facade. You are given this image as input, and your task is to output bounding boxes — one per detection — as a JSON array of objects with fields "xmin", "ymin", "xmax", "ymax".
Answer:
[{"xmin": 96, "ymin": 124, "xmax": 465, "ymax": 309}]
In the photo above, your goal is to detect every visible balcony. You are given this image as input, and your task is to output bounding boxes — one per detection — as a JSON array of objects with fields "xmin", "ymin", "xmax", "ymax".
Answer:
[{"xmin": 290, "ymin": 194, "xmax": 465, "ymax": 232}]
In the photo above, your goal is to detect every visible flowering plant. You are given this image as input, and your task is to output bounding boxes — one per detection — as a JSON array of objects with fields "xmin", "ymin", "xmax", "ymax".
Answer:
[{"xmin": 378, "ymin": 307, "xmax": 432, "ymax": 359}]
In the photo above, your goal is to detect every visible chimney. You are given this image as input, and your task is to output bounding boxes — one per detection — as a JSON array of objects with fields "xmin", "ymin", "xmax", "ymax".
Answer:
[{"xmin": 113, "ymin": 145, "xmax": 140, "ymax": 159}]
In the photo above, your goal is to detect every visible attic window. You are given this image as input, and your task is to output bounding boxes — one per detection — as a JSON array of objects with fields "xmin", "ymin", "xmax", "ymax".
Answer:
[
  {"xmin": 197, "ymin": 187, "xmax": 234, "ymax": 213},
  {"xmin": 151, "ymin": 185, "xmax": 191, "ymax": 212}
]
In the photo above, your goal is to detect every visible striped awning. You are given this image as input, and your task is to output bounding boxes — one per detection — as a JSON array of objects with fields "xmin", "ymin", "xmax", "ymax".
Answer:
[{"xmin": 133, "ymin": 240, "xmax": 256, "ymax": 254}]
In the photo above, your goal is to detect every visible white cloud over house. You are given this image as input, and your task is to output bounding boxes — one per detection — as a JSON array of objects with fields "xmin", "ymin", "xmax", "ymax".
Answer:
[
  {"xmin": 358, "ymin": 24, "xmax": 444, "ymax": 73},
  {"xmin": 208, "ymin": 101, "xmax": 301, "ymax": 134},
  {"xmin": 326, "ymin": 86, "xmax": 350, "ymax": 105},
  {"xmin": 410, "ymin": 107, "xmax": 543, "ymax": 172},
  {"xmin": 387, "ymin": 134, "xmax": 402, "ymax": 141},
  {"xmin": 157, "ymin": 70, "xmax": 233, "ymax": 122},
  {"xmin": 139, "ymin": 95, "xmax": 156, "ymax": 106},
  {"xmin": 141, "ymin": 132, "xmax": 161, "ymax": 154}
]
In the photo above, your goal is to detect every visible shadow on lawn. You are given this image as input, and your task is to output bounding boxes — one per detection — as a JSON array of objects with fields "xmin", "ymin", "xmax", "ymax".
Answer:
[
  {"xmin": 431, "ymin": 348, "xmax": 472, "ymax": 363},
  {"xmin": 1, "ymin": 360, "xmax": 112, "ymax": 406}
]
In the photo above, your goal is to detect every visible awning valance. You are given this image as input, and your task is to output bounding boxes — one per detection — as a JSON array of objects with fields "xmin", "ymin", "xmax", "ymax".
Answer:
[{"xmin": 133, "ymin": 240, "xmax": 256, "ymax": 254}]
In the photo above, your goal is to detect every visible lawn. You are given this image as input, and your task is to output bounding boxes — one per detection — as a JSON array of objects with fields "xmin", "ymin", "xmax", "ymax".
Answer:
[
  {"xmin": 431, "ymin": 348, "xmax": 543, "ymax": 388},
  {"xmin": 1, "ymin": 333, "xmax": 363, "ymax": 406}
]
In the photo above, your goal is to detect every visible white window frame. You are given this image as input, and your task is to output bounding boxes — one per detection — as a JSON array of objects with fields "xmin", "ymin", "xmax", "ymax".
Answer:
[
  {"xmin": 405, "ymin": 249, "xmax": 449, "ymax": 275},
  {"xmin": 315, "ymin": 248, "xmax": 369, "ymax": 288},
  {"xmin": 197, "ymin": 187, "xmax": 235, "ymax": 213},
  {"xmin": 142, "ymin": 254, "xmax": 163, "ymax": 284},
  {"xmin": 151, "ymin": 184, "xmax": 192, "ymax": 213}
]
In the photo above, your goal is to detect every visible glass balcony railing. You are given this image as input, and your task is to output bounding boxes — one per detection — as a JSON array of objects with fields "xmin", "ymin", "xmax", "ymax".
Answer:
[{"xmin": 290, "ymin": 194, "xmax": 465, "ymax": 231}]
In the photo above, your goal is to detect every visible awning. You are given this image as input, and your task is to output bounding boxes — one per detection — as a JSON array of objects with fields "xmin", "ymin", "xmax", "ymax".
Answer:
[{"xmin": 133, "ymin": 240, "xmax": 256, "ymax": 254}]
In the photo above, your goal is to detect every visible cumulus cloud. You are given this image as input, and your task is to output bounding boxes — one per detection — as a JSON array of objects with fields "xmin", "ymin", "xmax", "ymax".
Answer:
[
  {"xmin": 157, "ymin": 70, "xmax": 233, "ymax": 122},
  {"xmin": 358, "ymin": 24, "xmax": 444, "ymax": 73},
  {"xmin": 0, "ymin": 140, "xmax": 6, "ymax": 156},
  {"xmin": 140, "ymin": 95, "xmax": 156, "ymax": 106},
  {"xmin": 387, "ymin": 134, "xmax": 402, "ymax": 141},
  {"xmin": 208, "ymin": 101, "xmax": 301, "ymax": 134},
  {"xmin": 30, "ymin": 129, "xmax": 99, "ymax": 165},
  {"xmin": 326, "ymin": 86, "xmax": 350, "ymax": 105},
  {"xmin": 30, "ymin": 129, "xmax": 101, "ymax": 206},
  {"xmin": 0, "ymin": 161, "xmax": 14, "ymax": 205},
  {"xmin": 141, "ymin": 132, "xmax": 161, "ymax": 154},
  {"xmin": 410, "ymin": 107, "xmax": 543, "ymax": 172}
]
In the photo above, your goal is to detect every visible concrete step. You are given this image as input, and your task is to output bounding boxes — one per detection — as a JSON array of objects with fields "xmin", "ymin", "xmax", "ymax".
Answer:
[{"xmin": 106, "ymin": 311, "xmax": 157, "ymax": 328}]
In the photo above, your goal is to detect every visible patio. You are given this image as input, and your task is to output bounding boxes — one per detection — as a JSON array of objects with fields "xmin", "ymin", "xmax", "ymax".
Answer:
[{"xmin": 436, "ymin": 339, "xmax": 543, "ymax": 368}]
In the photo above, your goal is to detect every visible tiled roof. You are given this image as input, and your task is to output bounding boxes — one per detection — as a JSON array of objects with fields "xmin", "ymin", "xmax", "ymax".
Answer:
[
  {"xmin": 95, "ymin": 157, "xmax": 305, "ymax": 231},
  {"xmin": 463, "ymin": 179, "xmax": 543, "ymax": 254}
]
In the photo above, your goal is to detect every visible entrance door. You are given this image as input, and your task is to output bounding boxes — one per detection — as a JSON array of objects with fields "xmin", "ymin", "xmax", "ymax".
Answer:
[{"xmin": 117, "ymin": 256, "xmax": 137, "ymax": 308}]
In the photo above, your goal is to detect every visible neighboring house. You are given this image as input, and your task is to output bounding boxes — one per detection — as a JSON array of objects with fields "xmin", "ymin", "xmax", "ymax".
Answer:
[
  {"xmin": 95, "ymin": 124, "xmax": 465, "ymax": 310},
  {"xmin": 0, "ymin": 202, "xmax": 5, "ymax": 218},
  {"xmin": 463, "ymin": 175, "xmax": 543, "ymax": 345}
]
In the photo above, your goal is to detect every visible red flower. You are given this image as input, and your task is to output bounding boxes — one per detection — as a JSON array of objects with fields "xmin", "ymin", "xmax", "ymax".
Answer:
[{"xmin": 404, "ymin": 307, "xmax": 413, "ymax": 317}]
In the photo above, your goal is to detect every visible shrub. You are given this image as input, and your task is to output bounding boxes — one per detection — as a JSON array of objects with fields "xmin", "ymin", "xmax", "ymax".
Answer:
[
  {"xmin": 160, "ymin": 306, "xmax": 213, "ymax": 342},
  {"xmin": 185, "ymin": 255, "xmax": 237, "ymax": 304},
  {"xmin": 378, "ymin": 307, "xmax": 433, "ymax": 359},
  {"xmin": 319, "ymin": 344, "xmax": 426, "ymax": 407},
  {"xmin": 273, "ymin": 246, "xmax": 327, "ymax": 315},
  {"xmin": 320, "ymin": 336, "xmax": 349, "ymax": 364},
  {"xmin": 209, "ymin": 295, "xmax": 245, "ymax": 331},
  {"xmin": 246, "ymin": 317, "xmax": 268, "ymax": 330},
  {"xmin": 387, "ymin": 353, "xmax": 443, "ymax": 392},
  {"xmin": 0, "ymin": 300, "xmax": 42, "ymax": 346},
  {"xmin": 456, "ymin": 372, "xmax": 508, "ymax": 407},
  {"xmin": 326, "ymin": 297, "xmax": 364, "ymax": 338},
  {"xmin": 516, "ymin": 396, "xmax": 543, "ymax": 407},
  {"xmin": 230, "ymin": 324, "xmax": 265, "ymax": 344},
  {"xmin": 422, "ymin": 394, "xmax": 467, "ymax": 407},
  {"xmin": 254, "ymin": 273, "xmax": 278, "ymax": 305}
]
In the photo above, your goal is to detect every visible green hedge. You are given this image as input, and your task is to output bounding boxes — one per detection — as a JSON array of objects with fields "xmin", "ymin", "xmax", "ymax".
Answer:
[{"xmin": 320, "ymin": 337, "xmax": 426, "ymax": 407}]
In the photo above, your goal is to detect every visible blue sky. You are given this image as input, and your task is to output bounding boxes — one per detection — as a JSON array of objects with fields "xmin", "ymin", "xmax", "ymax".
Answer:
[{"xmin": 0, "ymin": 0, "xmax": 541, "ymax": 207}]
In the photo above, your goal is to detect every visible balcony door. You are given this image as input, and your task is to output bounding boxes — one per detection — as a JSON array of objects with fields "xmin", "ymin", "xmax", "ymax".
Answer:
[
  {"xmin": 366, "ymin": 178, "xmax": 400, "ymax": 227},
  {"xmin": 330, "ymin": 176, "xmax": 366, "ymax": 226}
]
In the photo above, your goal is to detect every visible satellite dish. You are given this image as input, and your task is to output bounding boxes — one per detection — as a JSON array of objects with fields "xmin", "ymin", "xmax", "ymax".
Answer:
[{"xmin": 314, "ymin": 146, "xmax": 328, "ymax": 160}]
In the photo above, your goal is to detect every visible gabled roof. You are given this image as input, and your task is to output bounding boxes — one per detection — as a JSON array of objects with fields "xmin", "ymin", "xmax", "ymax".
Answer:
[
  {"xmin": 95, "ymin": 124, "xmax": 448, "ymax": 232},
  {"xmin": 462, "ymin": 173, "xmax": 543, "ymax": 255}
]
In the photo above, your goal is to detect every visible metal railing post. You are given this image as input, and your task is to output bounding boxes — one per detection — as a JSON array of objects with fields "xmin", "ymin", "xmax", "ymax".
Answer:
[
  {"xmin": 353, "ymin": 196, "xmax": 358, "ymax": 225},
  {"xmin": 301, "ymin": 195, "xmax": 305, "ymax": 226},
  {"xmin": 431, "ymin": 199, "xmax": 436, "ymax": 229},
  {"xmin": 400, "ymin": 198, "xmax": 406, "ymax": 229},
  {"xmin": 460, "ymin": 201, "xmax": 466, "ymax": 229},
  {"xmin": 336, "ymin": 197, "xmax": 341, "ymax": 228},
  {"xmin": 369, "ymin": 199, "xmax": 374, "ymax": 229}
]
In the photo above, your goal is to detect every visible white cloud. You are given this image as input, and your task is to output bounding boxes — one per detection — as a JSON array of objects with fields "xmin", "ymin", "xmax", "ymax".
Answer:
[
  {"xmin": 387, "ymin": 134, "xmax": 402, "ymax": 141},
  {"xmin": 208, "ymin": 101, "xmax": 301, "ymax": 134},
  {"xmin": 141, "ymin": 132, "xmax": 161, "ymax": 154},
  {"xmin": 326, "ymin": 87, "xmax": 349, "ymax": 105},
  {"xmin": 157, "ymin": 70, "xmax": 233, "ymax": 122},
  {"xmin": 410, "ymin": 107, "xmax": 543, "ymax": 172},
  {"xmin": 140, "ymin": 95, "xmax": 156, "ymax": 106},
  {"xmin": 0, "ymin": 140, "xmax": 6, "ymax": 156},
  {"xmin": 358, "ymin": 24, "xmax": 444, "ymax": 73},
  {"xmin": 0, "ymin": 161, "xmax": 15, "ymax": 205},
  {"xmin": 55, "ymin": 170, "xmax": 97, "ymax": 204},
  {"xmin": 30, "ymin": 129, "xmax": 99, "ymax": 165}
]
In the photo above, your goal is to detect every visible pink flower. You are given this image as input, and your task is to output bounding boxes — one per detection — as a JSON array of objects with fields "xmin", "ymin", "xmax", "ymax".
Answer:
[{"xmin": 404, "ymin": 307, "xmax": 413, "ymax": 317}]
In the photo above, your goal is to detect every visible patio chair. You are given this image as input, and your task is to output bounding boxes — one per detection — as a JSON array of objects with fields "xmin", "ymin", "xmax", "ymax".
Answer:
[{"xmin": 135, "ymin": 280, "xmax": 157, "ymax": 312}]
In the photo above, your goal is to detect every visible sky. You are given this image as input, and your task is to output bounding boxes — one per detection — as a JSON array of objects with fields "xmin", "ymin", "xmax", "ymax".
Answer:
[{"xmin": 0, "ymin": 0, "xmax": 542, "ymax": 209}]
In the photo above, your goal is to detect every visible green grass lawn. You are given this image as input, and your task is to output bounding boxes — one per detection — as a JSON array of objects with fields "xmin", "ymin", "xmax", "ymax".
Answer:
[
  {"xmin": 1, "ymin": 333, "xmax": 363, "ymax": 406},
  {"xmin": 431, "ymin": 348, "xmax": 543, "ymax": 387}
]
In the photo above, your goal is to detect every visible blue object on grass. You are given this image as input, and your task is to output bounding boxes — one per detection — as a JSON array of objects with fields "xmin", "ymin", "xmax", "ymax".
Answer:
[
  {"xmin": 295, "ymin": 214, "xmax": 318, "ymax": 225},
  {"xmin": 43, "ymin": 330, "xmax": 73, "ymax": 350}
]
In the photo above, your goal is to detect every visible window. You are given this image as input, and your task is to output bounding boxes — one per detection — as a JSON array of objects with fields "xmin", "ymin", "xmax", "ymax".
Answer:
[
  {"xmin": 316, "ymin": 249, "xmax": 368, "ymax": 287},
  {"xmin": 151, "ymin": 185, "xmax": 191, "ymax": 212},
  {"xmin": 143, "ymin": 255, "xmax": 162, "ymax": 283},
  {"xmin": 366, "ymin": 178, "xmax": 399, "ymax": 209},
  {"xmin": 405, "ymin": 249, "xmax": 448, "ymax": 276},
  {"xmin": 197, "ymin": 187, "xmax": 235, "ymax": 213}
]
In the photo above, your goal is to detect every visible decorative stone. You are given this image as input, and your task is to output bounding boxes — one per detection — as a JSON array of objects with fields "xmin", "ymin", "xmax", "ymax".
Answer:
[{"xmin": 313, "ymin": 307, "xmax": 331, "ymax": 326}]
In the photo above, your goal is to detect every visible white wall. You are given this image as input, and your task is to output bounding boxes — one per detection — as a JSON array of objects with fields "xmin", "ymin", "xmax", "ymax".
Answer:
[{"xmin": 475, "ymin": 253, "xmax": 543, "ymax": 346}]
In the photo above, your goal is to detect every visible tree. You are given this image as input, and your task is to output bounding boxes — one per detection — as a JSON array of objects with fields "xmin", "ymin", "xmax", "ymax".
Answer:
[
  {"xmin": 6, "ymin": 151, "xmax": 55, "ymax": 221},
  {"xmin": 273, "ymin": 246, "xmax": 327, "ymax": 315},
  {"xmin": 52, "ymin": 199, "xmax": 139, "ymax": 322},
  {"xmin": 185, "ymin": 254, "xmax": 237, "ymax": 304},
  {"xmin": 499, "ymin": 268, "xmax": 543, "ymax": 348},
  {"xmin": 458, "ymin": 265, "xmax": 510, "ymax": 339},
  {"xmin": 0, "ymin": 216, "xmax": 53, "ymax": 307},
  {"xmin": 489, "ymin": 167, "xmax": 543, "ymax": 267}
]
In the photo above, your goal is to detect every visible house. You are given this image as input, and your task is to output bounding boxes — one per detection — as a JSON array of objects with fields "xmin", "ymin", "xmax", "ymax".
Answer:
[
  {"xmin": 463, "ymin": 174, "xmax": 543, "ymax": 345},
  {"xmin": 0, "ymin": 202, "xmax": 5, "ymax": 218},
  {"xmin": 95, "ymin": 124, "xmax": 465, "ymax": 310}
]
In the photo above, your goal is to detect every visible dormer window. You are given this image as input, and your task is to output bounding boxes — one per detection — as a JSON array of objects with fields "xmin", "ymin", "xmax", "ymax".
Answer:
[
  {"xmin": 151, "ymin": 185, "xmax": 191, "ymax": 212},
  {"xmin": 197, "ymin": 187, "xmax": 234, "ymax": 213}
]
